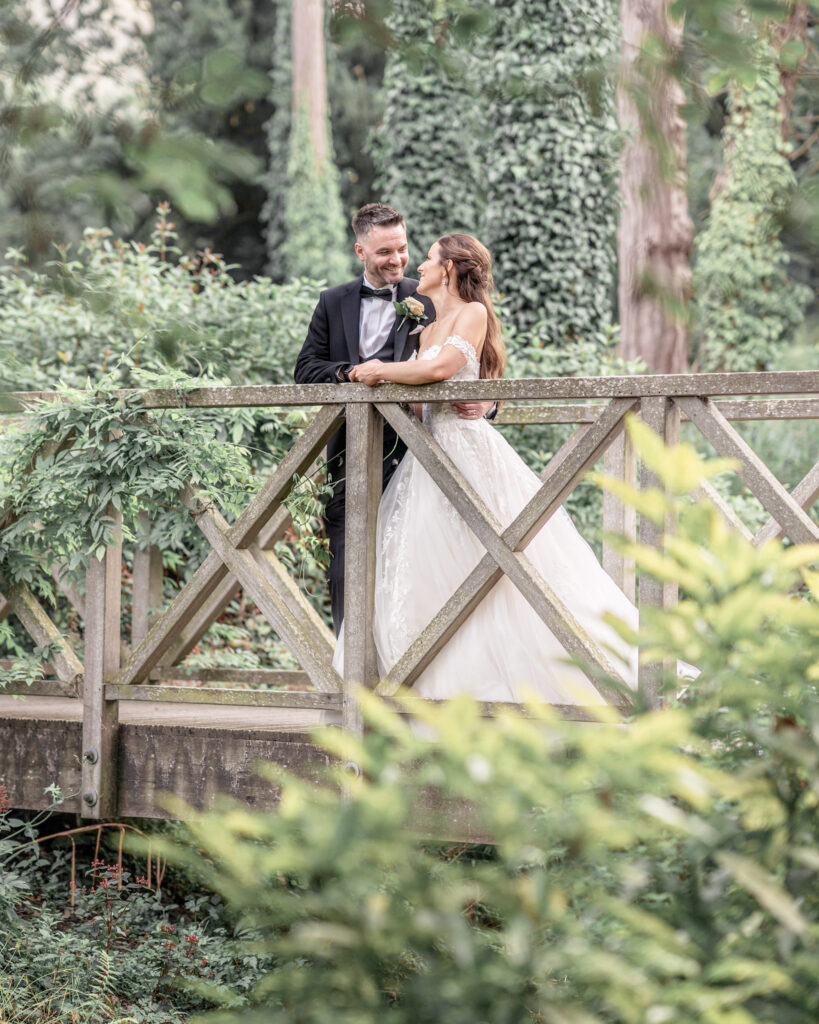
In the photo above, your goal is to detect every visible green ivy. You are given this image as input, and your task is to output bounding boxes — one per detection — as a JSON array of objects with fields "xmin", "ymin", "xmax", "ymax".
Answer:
[
  {"xmin": 282, "ymin": 98, "xmax": 351, "ymax": 285},
  {"xmin": 369, "ymin": 0, "xmax": 485, "ymax": 256},
  {"xmin": 0, "ymin": 211, "xmax": 333, "ymax": 676},
  {"xmin": 483, "ymin": 0, "xmax": 619, "ymax": 336},
  {"xmin": 693, "ymin": 41, "xmax": 811, "ymax": 371}
]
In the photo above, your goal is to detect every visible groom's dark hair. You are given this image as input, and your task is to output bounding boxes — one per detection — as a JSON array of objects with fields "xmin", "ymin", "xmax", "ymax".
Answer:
[{"xmin": 352, "ymin": 203, "xmax": 404, "ymax": 240}]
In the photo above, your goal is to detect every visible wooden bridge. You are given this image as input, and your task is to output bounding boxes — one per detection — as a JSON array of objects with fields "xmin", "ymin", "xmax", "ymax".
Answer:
[{"xmin": 1, "ymin": 370, "xmax": 817, "ymax": 831}]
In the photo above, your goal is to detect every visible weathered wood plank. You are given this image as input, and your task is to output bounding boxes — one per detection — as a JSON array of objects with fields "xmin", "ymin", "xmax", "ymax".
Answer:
[
  {"xmin": 81, "ymin": 509, "xmax": 122, "ymax": 818},
  {"xmin": 107, "ymin": 684, "xmax": 341, "ymax": 709},
  {"xmin": 342, "ymin": 403, "xmax": 383, "ymax": 734},
  {"xmin": 229, "ymin": 405, "xmax": 343, "ymax": 548},
  {"xmin": 0, "ymin": 678, "xmax": 79, "ymax": 697},
  {"xmin": 602, "ymin": 431, "xmax": 637, "ymax": 600},
  {"xmin": 182, "ymin": 493, "xmax": 340, "ymax": 693},
  {"xmin": 149, "ymin": 666, "xmax": 311, "ymax": 686},
  {"xmin": 0, "ymin": 577, "xmax": 84, "ymax": 685},
  {"xmin": 693, "ymin": 479, "xmax": 754, "ymax": 542},
  {"xmin": 0, "ymin": 714, "xmax": 332, "ymax": 817},
  {"xmin": 159, "ymin": 492, "xmax": 295, "ymax": 667},
  {"xmin": 676, "ymin": 396, "xmax": 819, "ymax": 546},
  {"xmin": 376, "ymin": 402, "xmax": 632, "ymax": 704},
  {"xmin": 131, "ymin": 525, "xmax": 163, "ymax": 646},
  {"xmin": 50, "ymin": 564, "xmax": 86, "ymax": 620},
  {"xmin": 377, "ymin": 401, "xmax": 637, "ymax": 703},
  {"xmin": 638, "ymin": 398, "xmax": 680, "ymax": 708},
  {"xmin": 121, "ymin": 430, "xmax": 330, "ymax": 685},
  {"xmin": 497, "ymin": 396, "xmax": 819, "ymax": 426},
  {"xmin": 754, "ymin": 459, "xmax": 819, "ymax": 546},
  {"xmin": 3, "ymin": 369, "xmax": 817, "ymax": 411},
  {"xmin": 115, "ymin": 551, "xmax": 232, "ymax": 686}
]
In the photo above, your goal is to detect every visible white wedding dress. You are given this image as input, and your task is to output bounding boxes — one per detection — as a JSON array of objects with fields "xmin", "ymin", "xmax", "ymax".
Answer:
[{"xmin": 332, "ymin": 335, "xmax": 639, "ymax": 704}]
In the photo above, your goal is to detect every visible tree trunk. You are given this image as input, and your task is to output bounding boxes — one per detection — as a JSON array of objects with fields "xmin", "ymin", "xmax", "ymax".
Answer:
[
  {"xmin": 617, "ymin": 0, "xmax": 694, "ymax": 374},
  {"xmin": 291, "ymin": 0, "xmax": 328, "ymax": 165},
  {"xmin": 773, "ymin": 1, "xmax": 809, "ymax": 143}
]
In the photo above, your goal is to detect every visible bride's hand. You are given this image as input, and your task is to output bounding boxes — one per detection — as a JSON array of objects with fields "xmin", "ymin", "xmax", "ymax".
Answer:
[{"xmin": 350, "ymin": 360, "xmax": 386, "ymax": 386}]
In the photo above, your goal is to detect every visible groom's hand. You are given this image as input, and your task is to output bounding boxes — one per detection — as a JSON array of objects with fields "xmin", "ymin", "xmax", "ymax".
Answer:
[
  {"xmin": 349, "ymin": 359, "xmax": 386, "ymax": 386},
  {"xmin": 453, "ymin": 401, "xmax": 495, "ymax": 420}
]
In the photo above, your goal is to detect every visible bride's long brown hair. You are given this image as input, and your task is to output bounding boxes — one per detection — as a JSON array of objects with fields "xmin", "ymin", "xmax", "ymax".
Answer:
[{"xmin": 436, "ymin": 233, "xmax": 506, "ymax": 380}]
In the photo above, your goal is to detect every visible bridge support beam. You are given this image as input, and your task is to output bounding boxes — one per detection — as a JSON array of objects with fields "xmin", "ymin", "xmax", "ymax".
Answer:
[{"xmin": 638, "ymin": 397, "xmax": 680, "ymax": 708}]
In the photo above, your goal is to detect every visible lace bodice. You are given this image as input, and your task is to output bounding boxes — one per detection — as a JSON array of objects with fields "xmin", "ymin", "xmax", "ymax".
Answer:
[
  {"xmin": 414, "ymin": 334, "xmax": 480, "ymax": 425},
  {"xmin": 416, "ymin": 333, "xmax": 480, "ymax": 381}
]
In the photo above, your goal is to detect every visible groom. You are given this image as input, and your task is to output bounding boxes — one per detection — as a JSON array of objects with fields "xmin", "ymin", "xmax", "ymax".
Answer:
[{"xmin": 294, "ymin": 202, "xmax": 492, "ymax": 633}]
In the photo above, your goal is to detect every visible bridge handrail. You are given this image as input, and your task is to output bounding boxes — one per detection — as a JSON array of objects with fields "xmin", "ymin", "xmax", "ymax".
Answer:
[
  {"xmin": 1, "ymin": 368, "xmax": 818, "ymax": 412},
  {"xmin": 1, "ymin": 370, "xmax": 818, "ymax": 817}
]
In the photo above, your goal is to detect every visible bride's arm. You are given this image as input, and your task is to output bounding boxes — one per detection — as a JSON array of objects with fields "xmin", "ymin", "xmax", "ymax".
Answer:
[{"xmin": 352, "ymin": 304, "xmax": 486, "ymax": 386}]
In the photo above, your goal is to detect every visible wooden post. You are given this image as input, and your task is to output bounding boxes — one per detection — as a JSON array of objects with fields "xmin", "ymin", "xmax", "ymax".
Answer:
[
  {"xmin": 602, "ymin": 431, "xmax": 637, "ymax": 601},
  {"xmin": 342, "ymin": 403, "xmax": 383, "ymax": 735},
  {"xmin": 82, "ymin": 508, "xmax": 122, "ymax": 818},
  {"xmin": 131, "ymin": 514, "xmax": 163, "ymax": 646},
  {"xmin": 638, "ymin": 396, "xmax": 680, "ymax": 707}
]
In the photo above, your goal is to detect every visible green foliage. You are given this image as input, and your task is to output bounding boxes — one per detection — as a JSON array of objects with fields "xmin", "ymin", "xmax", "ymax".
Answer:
[
  {"xmin": 153, "ymin": 427, "xmax": 819, "ymax": 1023},
  {"xmin": 0, "ymin": 209, "xmax": 319, "ymax": 392},
  {"xmin": 0, "ymin": 377, "xmax": 254, "ymax": 584},
  {"xmin": 0, "ymin": 0, "xmax": 269, "ymax": 262},
  {"xmin": 0, "ymin": 807, "xmax": 269, "ymax": 1022},
  {"xmin": 370, "ymin": 0, "xmax": 485, "ymax": 255},
  {"xmin": 262, "ymin": 1, "xmax": 295, "ymax": 282},
  {"xmin": 483, "ymin": 0, "xmax": 620, "ymax": 337},
  {"xmin": 693, "ymin": 40, "xmax": 811, "ymax": 371},
  {"xmin": 282, "ymin": 100, "xmax": 351, "ymax": 284},
  {"xmin": 0, "ymin": 210, "xmax": 332, "ymax": 676},
  {"xmin": 370, "ymin": 0, "xmax": 619, "ymax": 336}
]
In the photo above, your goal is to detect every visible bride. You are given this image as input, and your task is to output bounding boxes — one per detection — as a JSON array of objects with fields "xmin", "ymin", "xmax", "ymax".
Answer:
[{"xmin": 334, "ymin": 233, "xmax": 638, "ymax": 705}]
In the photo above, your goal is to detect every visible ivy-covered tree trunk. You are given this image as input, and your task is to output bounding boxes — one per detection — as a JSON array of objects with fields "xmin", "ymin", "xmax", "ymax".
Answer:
[
  {"xmin": 774, "ymin": 1, "xmax": 809, "ymax": 142},
  {"xmin": 617, "ymin": 0, "xmax": 693, "ymax": 373},
  {"xmin": 369, "ymin": 0, "xmax": 482, "ymax": 257},
  {"xmin": 485, "ymin": 0, "xmax": 619, "ymax": 338},
  {"xmin": 274, "ymin": 0, "xmax": 349, "ymax": 283},
  {"xmin": 693, "ymin": 40, "xmax": 810, "ymax": 372}
]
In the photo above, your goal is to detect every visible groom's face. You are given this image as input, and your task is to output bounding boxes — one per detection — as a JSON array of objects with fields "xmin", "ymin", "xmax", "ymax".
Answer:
[{"xmin": 354, "ymin": 224, "xmax": 409, "ymax": 288}]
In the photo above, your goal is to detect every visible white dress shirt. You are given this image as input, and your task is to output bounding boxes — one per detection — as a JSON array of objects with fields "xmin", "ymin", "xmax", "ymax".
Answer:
[{"xmin": 358, "ymin": 275, "xmax": 397, "ymax": 360}]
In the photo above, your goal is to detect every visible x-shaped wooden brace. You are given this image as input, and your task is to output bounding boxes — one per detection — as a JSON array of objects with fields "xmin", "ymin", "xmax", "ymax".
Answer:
[
  {"xmin": 373, "ymin": 397, "xmax": 641, "ymax": 710},
  {"xmin": 114, "ymin": 405, "xmax": 344, "ymax": 693},
  {"xmin": 676, "ymin": 397, "xmax": 819, "ymax": 547},
  {"xmin": 0, "ymin": 430, "xmax": 85, "ymax": 690}
]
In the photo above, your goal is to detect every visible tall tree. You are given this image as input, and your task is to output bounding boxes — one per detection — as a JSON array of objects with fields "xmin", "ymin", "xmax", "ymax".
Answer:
[
  {"xmin": 280, "ymin": 0, "xmax": 349, "ymax": 283},
  {"xmin": 693, "ymin": 31, "xmax": 810, "ymax": 371},
  {"xmin": 617, "ymin": 0, "xmax": 694, "ymax": 373}
]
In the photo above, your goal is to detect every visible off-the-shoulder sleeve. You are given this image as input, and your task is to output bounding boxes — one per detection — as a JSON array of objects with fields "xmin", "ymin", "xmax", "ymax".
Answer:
[{"xmin": 443, "ymin": 334, "xmax": 480, "ymax": 368}]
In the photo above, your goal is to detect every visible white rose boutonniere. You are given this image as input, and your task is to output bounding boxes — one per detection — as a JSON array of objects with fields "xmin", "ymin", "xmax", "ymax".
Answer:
[{"xmin": 394, "ymin": 295, "xmax": 427, "ymax": 331}]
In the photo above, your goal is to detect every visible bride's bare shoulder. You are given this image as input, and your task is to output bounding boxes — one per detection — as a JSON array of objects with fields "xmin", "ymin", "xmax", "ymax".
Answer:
[{"xmin": 453, "ymin": 302, "xmax": 487, "ymax": 334}]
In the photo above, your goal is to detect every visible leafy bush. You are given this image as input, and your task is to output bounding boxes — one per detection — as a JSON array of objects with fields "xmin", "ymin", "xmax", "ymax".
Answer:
[
  {"xmin": 152, "ymin": 422, "xmax": 819, "ymax": 1023},
  {"xmin": 0, "ymin": 804, "xmax": 270, "ymax": 1023},
  {"xmin": 0, "ymin": 209, "xmax": 332, "ymax": 677}
]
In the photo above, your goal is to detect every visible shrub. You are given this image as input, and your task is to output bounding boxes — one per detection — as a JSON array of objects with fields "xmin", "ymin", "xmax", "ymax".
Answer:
[{"xmin": 156, "ymin": 423, "xmax": 819, "ymax": 1022}]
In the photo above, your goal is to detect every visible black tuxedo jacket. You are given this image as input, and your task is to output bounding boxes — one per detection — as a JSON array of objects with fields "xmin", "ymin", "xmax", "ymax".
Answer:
[{"xmin": 293, "ymin": 275, "xmax": 435, "ymax": 513}]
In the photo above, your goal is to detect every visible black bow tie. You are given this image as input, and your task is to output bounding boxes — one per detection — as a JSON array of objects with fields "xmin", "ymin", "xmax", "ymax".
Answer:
[{"xmin": 360, "ymin": 284, "xmax": 394, "ymax": 300}]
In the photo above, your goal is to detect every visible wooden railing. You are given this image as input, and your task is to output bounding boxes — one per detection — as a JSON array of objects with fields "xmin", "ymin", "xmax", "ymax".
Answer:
[{"xmin": 1, "ymin": 369, "xmax": 818, "ymax": 818}]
